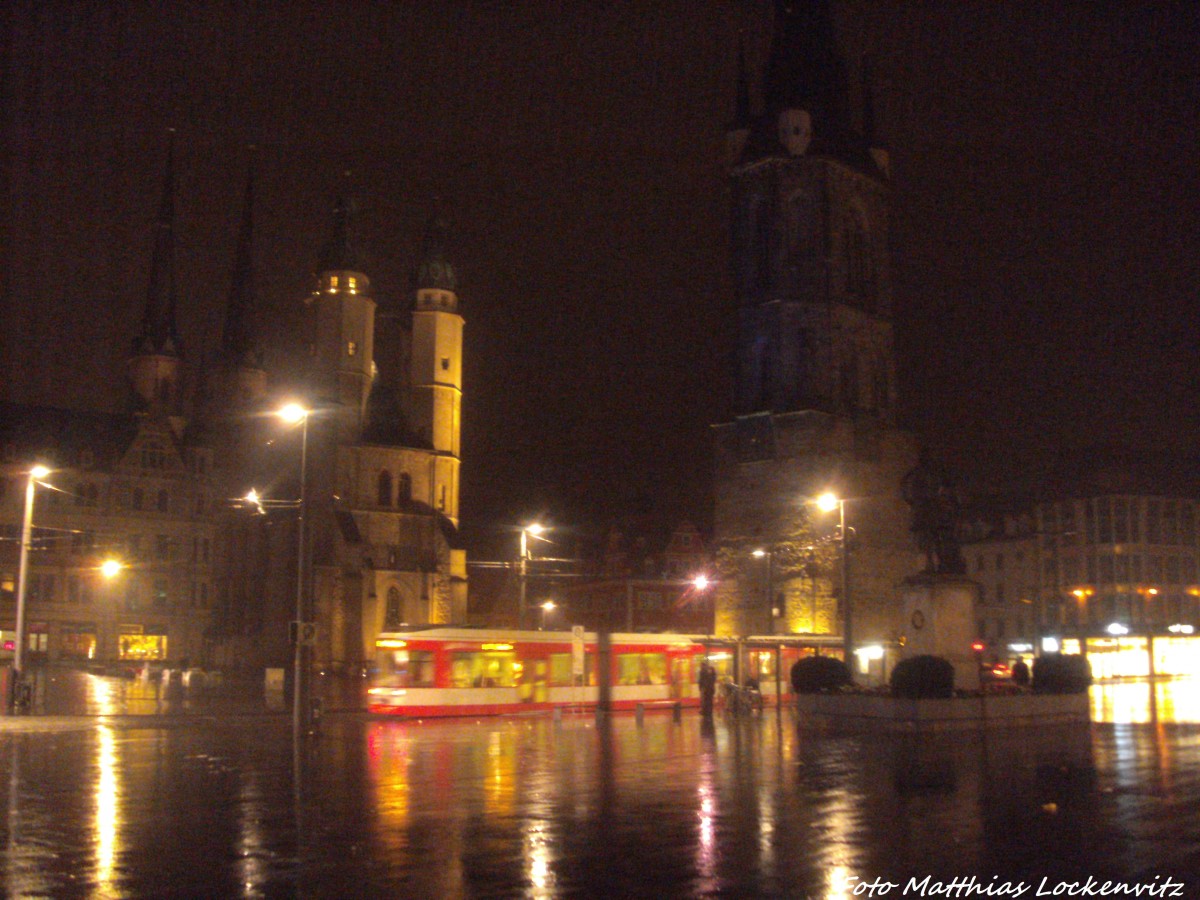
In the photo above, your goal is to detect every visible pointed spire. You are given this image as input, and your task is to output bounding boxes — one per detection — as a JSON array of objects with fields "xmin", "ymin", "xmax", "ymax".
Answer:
[
  {"xmin": 763, "ymin": 0, "xmax": 848, "ymax": 130},
  {"xmin": 221, "ymin": 149, "xmax": 263, "ymax": 368},
  {"xmin": 861, "ymin": 55, "xmax": 877, "ymax": 147},
  {"xmin": 731, "ymin": 34, "xmax": 753, "ymax": 130},
  {"xmin": 134, "ymin": 129, "xmax": 182, "ymax": 358},
  {"xmin": 414, "ymin": 203, "xmax": 458, "ymax": 295},
  {"xmin": 318, "ymin": 172, "xmax": 364, "ymax": 274}
]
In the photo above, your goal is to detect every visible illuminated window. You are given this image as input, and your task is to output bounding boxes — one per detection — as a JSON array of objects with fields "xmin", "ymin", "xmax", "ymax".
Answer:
[
  {"xmin": 348, "ymin": 276, "xmax": 357, "ymax": 292},
  {"xmin": 330, "ymin": 275, "xmax": 339, "ymax": 289},
  {"xmin": 347, "ymin": 341, "xmax": 357, "ymax": 357},
  {"xmin": 385, "ymin": 587, "xmax": 402, "ymax": 630}
]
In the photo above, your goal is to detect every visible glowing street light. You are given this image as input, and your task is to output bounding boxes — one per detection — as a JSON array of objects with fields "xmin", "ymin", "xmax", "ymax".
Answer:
[
  {"xmin": 277, "ymin": 403, "xmax": 312, "ymax": 741},
  {"xmin": 11, "ymin": 464, "xmax": 50, "ymax": 712},
  {"xmin": 518, "ymin": 523, "xmax": 546, "ymax": 630},
  {"xmin": 540, "ymin": 600, "xmax": 557, "ymax": 631},
  {"xmin": 816, "ymin": 492, "xmax": 853, "ymax": 663},
  {"xmin": 100, "ymin": 559, "xmax": 123, "ymax": 580},
  {"xmin": 752, "ymin": 548, "xmax": 775, "ymax": 634}
]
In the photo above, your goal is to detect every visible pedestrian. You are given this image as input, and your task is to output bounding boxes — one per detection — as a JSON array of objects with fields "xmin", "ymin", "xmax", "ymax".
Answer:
[
  {"xmin": 1011, "ymin": 658, "xmax": 1030, "ymax": 688},
  {"xmin": 698, "ymin": 661, "xmax": 716, "ymax": 718},
  {"xmin": 790, "ymin": 657, "xmax": 804, "ymax": 695}
]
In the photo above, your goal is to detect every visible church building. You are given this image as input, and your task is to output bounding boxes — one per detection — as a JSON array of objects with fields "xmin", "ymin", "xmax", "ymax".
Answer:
[
  {"xmin": 711, "ymin": 1, "xmax": 921, "ymax": 670},
  {"xmin": 0, "ymin": 139, "xmax": 467, "ymax": 675}
]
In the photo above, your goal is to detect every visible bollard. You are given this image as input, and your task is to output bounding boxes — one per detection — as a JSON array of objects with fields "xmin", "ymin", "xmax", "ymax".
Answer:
[{"xmin": 635, "ymin": 702, "xmax": 645, "ymax": 726}]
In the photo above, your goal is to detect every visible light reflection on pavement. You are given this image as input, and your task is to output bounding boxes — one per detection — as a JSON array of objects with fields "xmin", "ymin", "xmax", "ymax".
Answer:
[{"xmin": 0, "ymin": 673, "xmax": 1197, "ymax": 898}]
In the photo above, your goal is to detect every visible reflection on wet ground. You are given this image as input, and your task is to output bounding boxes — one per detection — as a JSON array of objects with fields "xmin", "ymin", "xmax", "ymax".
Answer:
[{"xmin": 1, "ymin": 674, "xmax": 1198, "ymax": 897}]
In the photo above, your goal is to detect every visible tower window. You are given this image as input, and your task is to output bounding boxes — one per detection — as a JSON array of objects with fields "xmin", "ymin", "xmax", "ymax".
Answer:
[
  {"xmin": 378, "ymin": 471, "xmax": 393, "ymax": 508},
  {"xmin": 347, "ymin": 341, "xmax": 357, "ymax": 357},
  {"xmin": 441, "ymin": 357, "xmax": 450, "ymax": 371}
]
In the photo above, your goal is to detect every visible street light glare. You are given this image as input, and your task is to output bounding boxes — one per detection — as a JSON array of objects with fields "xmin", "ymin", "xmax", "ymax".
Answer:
[
  {"xmin": 541, "ymin": 601, "xmax": 556, "ymax": 612},
  {"xmin": 817, "ymin": 492, "xmax": 840, "ymax": 513},
  {"xmin": 752, "ymin": 548, "xmax": 767, "ymax": 558},
  {"xmin": 278, "ymin": 403, "xmax": 309, "ymax": 425},
  {"xmin": 525, "ymin": 523, "xmax": 544, "ymax": 536},
  {"xmin": 100, "ymin": 559, "xmax": 123, "ymax": 578},
  {"xmin": 30, "ymin": 464, "xmax": 50, "ymax": 479},
  {"xmin": 693, "ymin": 575, "xmax": 710, "ymax": 590}
]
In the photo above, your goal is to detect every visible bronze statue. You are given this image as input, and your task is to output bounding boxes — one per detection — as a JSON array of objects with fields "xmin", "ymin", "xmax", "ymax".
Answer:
[{"xmin": 901, "ymin": 451, "xmax": 966, "ymax": 576}]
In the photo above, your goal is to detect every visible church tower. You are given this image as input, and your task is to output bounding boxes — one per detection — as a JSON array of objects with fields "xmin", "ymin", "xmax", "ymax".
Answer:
[
  {"xmin": 128, "ymin": 133, "xmax": 184, "ymax": 419},
  {"xmin": 730, "ymin": 0, "xmax": 896, "ymax": 423},
  {"xmin": 307, "ymin": 192, "xmax": 376, "ymax": 442},
  {"xmin": 409, "ymin": 212, "xmax": 463, "ymax": 526},
  {"xmin": 712, "ymin": 0, "xmax": 919, "ymax": 665}
]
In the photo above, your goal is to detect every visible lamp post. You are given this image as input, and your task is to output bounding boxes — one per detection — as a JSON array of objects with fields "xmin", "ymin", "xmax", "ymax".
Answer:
[
  {"xmin": 278, "ymin": 403, "xmax": 311, "ymax": 741},
  {"xmin": 752, "ymin": 548, "xmax": 775, "ymax": 635},
  {"xmin": 11, "ymin": 464, "xmax": 50, "ymax": 712},
  {"xmin": 540, "ymin": 600, "xmax": 556, "ymax": 631},
  {"xmin": 818, "ymin": 492, "xmax": 852, "ymax": 665},
  {"xmin": 518, "ymin": 523, "xmax": 544, "ymax": 630}
]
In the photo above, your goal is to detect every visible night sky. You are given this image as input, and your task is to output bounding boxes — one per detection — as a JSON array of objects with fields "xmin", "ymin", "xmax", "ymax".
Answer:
[{"xmin": 4, "ymin": 1, "xmax": 1199, "ymax": 558}]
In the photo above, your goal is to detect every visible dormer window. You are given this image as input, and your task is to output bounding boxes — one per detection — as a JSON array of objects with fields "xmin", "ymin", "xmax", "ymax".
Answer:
[{"xmin": 348, "ymin": 276, "xmax": 357, "ymax": 293}]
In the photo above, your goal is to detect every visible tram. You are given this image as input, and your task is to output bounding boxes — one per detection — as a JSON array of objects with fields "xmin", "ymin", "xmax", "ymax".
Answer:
[
  {"xmin": 367, "ymin": 627, "xmax": 716, "ymax": 717},
  {"xmin": 366, "ymin": 626, "xmax": 849, "ymax": 717}
]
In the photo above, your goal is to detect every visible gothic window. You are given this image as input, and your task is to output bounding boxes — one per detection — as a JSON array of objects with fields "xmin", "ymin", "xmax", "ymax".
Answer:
[
  {"xmin": 378, "ymin": 471, "xmax": 393, "ymax": 507},
  {"xmin": 397, "ymin": 473, "xmax": 412, "ymax": 503},
  {"xmin": 385, "ymin": 587, "xmax": 402, "ymax": 630},
  {"xmin": 843, "ymin": 212, "xmax": 873, "ymax": 303}
]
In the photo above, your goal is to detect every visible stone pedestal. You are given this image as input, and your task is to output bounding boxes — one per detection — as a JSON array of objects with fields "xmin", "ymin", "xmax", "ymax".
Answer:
[{"xmin": 900, "ymin": 575, "xmax": 982, "ymax": 692}]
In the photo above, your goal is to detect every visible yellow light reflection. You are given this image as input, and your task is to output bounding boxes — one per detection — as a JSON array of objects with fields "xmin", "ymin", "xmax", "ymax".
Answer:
[{"xmin": 95, "ymin": 725, "xmax": 118, "ymax": 890}]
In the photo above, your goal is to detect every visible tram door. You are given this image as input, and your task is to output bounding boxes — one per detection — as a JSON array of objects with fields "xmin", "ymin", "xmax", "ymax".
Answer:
[
  {"xmin": 533, "ymin": 660, "xmax": 549, "ymax": 702},
  {"xmin": 670, "ymin": 656, "xmax": 692, "ymax": 699}
]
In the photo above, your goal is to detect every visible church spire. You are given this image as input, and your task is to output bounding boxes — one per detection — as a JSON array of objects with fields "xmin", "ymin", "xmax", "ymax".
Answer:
[
  {"xmin": 413, "ymin": 205, "xmax": 458, "ymax": 308},
  {"xmin": 221, "ymin": 150, "xmax": 264, "ymax": 370},
  {"xmin": 133, "ymin": 130, "xmax": 182, "ymax": 359},
  {"xmin": 763, "ymin": 0, "xmax": 849, "ymax": 154},
  {"xmin": 725, "ymin": 35, "xmax": 754, "ymax": 167},
  {"xmin": 317, "ymin": 175, "xmax": 364, "ymax": 276},
  {"xmin": 128, "ymin": 131, "xmax": 184, "ymax": 415}
]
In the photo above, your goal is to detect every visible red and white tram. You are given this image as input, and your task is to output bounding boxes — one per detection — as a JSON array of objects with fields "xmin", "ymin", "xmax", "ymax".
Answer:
[{"xmin": 367, "ymin": 627, "xmax": 716, "ymax": 717}]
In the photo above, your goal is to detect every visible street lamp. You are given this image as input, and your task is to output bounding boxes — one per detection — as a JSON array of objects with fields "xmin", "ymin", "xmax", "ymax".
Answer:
[
  {"xmin": 11, "ymin": 464, "xmax": 50, "ymax": 711},
  {"xmin": 540, "ymin": 600, "xmax": 557, "ymax": 631},
  {"xmin": 817, "ymin": 492, "xmax": 853, "ymax": 665},
  {"xmin": 278, "ymin": 403, "xmax": 312, "ymax": 741},
  {"xmin": 518, "ymin": 523, "xmax": 545, "ymax": 630},
  {"xmin": 752, "ymin": 548, "xmax": 775, "ymax": 635}
]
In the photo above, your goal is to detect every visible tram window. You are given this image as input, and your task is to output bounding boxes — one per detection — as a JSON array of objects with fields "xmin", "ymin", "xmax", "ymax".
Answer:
[
  {"xmin": 450, "ymin": 651, "xmax": 516, "ymax": 688},
  {"xmin": 549, "ymin": 653, "xmax": 594, "ymax": 685},
  {"xmin": 380, "ymin": 650, "xmax": 434, "ymax": 687},
  {"xmin": 747, "ymin": 651, "xmax": 776, "ymax": 681},
  {"xmin": 616, "ymin": 652, "xmax": 667, "ymax": 685}
]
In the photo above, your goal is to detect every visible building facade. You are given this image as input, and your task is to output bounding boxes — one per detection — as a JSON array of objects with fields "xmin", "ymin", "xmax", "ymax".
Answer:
[
  {"xmin": 1, "ymin": 146, "xmax": 467, "ymax": 674},
  {"xmin": 711, "ymin": 1, "xmax": 921, "ymax": 662},
  {"xmin": 963, "ymin": 487, "xmax": 1200, "ymax": 677}
]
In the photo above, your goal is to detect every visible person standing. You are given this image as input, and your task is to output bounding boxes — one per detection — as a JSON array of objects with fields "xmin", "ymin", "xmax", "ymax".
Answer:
[{"xmin": 699, "ymin": 661, "xmax": 716, "ymax": 718}]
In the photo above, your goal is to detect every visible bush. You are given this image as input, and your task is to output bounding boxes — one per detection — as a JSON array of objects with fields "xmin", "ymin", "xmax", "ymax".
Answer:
[
  {"xmin": 1032, "ymin": 654, "xmax": 1093, "ymax": 694},
  {"xmin": 890, "ymin": 655, "xmax": 954, "ymax": 699},
  {"xmin": 790, "ymin": 656, "xmax": 852, "ymax": 694}
]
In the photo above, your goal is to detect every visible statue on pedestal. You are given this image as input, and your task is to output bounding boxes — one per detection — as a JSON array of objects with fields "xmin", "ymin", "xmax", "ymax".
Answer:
[{"xmin": 901, "ymin": 451, "xmax": 966, "ymax": 576}]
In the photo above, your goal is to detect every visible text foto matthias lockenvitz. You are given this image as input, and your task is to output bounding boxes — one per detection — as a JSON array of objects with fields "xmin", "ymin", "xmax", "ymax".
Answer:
[{"xmin": 846, "ymin": 874, "xmax": 1187, "ymax": 898}]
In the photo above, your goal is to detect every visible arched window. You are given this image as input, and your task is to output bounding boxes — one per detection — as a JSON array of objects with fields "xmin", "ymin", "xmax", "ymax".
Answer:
[
  {"xmin": 377, "ymin": 471, "xmax": 393, "ymax": 507},
  {"xmin": 385, "ymin": 587, "xmax": 402, "ymax": 630},
  {"xmin": 397, "ymin": 473, "xmax": 412, "ymax": 503}
]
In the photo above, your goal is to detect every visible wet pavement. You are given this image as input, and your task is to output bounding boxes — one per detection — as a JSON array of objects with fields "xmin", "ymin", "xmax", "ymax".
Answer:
[{"xmin": 1, "ymin": 671, "xmax": 1199, "ymax": 898}]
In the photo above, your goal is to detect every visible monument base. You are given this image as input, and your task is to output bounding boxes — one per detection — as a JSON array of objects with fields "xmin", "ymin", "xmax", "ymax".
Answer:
[{"xmin": 900, "ymin": 574, "xmax": 982, "ymax": 692}]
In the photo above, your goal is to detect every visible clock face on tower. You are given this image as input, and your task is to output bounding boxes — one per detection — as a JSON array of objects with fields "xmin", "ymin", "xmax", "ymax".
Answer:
[{"xmin": 778, "ymin": 108, "xmax": 812, "ymax": 156}]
